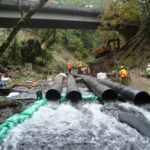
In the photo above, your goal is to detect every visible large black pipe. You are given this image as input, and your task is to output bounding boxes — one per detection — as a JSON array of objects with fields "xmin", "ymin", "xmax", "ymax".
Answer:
[
  {"xmin": 66, "ymin": 74, "xmax": 82, "ymax": 102},
  {"xmin": 74, "ymin": 74, "xmax": 117, "ymax": 101},
  {"xmin": 46, "ymin": 75, "xmax": 64, "ymax": 100},
  {"xmin": 119, "ymin": 112, "xmax": 150, "ymax": 138},
  {"xmin": 97, "ymin": 79, "xmax": 150, "ymax": 104}
]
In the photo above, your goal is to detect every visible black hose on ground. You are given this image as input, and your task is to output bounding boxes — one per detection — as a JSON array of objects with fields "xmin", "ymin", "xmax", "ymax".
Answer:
[
  {"xmin": 97, "ymin": 79, "xmax": 150, "ymax": 104},
  {"xmin": 46, "ymin": 75, "xmax": 64, "ymax": 100},
  {"xmin": 66, "ymin": 74, "xmax": 82, "ymax": 102},
  {"xmin": 119, "ymin": 112, "xmax": 150, "ymax": 138}
]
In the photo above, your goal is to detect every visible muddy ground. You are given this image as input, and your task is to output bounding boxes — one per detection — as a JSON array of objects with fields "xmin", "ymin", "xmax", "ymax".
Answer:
[
  {"xmin": 0, "ymin": 78, "xmax": 51, "ymax": 124},
  {"xmin": 129, "ymin": 69, "xmax": 150, "ymax": 94}
]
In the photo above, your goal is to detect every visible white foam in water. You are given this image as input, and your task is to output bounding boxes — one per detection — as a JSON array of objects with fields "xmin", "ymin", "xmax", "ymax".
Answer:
[
  {"xmin": 6, "ymin": 92, "xmax": 19, "ymax": 98},
  {"xmin": 1, "ymin": 102, "xmax": 150, "ymax": 150}
]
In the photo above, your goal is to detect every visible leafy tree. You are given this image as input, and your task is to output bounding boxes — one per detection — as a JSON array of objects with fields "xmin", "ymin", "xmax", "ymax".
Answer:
[
  {"xmin": 100, "ymin": 0, "xmax": 150, "ymax": 30},
  {"xmin": 0, "ymin": 0, "xmax": 48, "ymax": 55},
  {"xmin": 68, "ymin": 34, "xmax": 84, "ymax": 51}
]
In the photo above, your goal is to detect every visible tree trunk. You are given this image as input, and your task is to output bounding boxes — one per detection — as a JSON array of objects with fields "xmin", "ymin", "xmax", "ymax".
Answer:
[
  {"xmin": 0, "ymin": 0, "xmax": 48, "ymax": 55},
  {"xmin": 144, "ymin": 0, "xmax": 150, "ymax": 15}
]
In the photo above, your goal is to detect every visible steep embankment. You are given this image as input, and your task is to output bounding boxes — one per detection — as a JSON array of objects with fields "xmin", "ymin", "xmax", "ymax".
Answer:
[
  {"xmin": 18, "ymin": 29, "xmax": 78, "ymax": 69},
  {"xmin": 129, "ymin": 69, "xmax": 150, "ymax": 93},
  {"xmin": 0, "ymin": 29, "xmax": 78, "ymax": 71},
  {"xmin": 114, "ymin": 36, "xmax": 150, "ymax": 93},
  {"xmin": 117, "ymin": 36, "xmax": 150, "ymax": 69}
]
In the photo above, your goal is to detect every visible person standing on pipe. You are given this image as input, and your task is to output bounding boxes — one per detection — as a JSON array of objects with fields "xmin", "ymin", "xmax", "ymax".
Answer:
[
  {"xmin": 119, "ymin": 66, "xmax": 128, "ymax": 85},
  {"xmin": 68, "ymin": 60, "xmax": 72, "ymax": 74},
  {"xmin": 77, "ymin": 59, "xmax": 82, "ymax": 74}
]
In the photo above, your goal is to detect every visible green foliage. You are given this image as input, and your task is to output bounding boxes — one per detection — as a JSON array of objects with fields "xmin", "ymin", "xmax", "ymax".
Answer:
[
  {"xmin": 74, "ymin": 51, "xmax": 82, "ymax": 59},
  {"xmin": 142, "ymin": 16, "xmax": 150, "ymax": 41},
  {"xmin": 56, "ymin": 0, "xmax": 103, "ymax": 8},
  {"xmin": 8, "ymin": 38, "xmax": 22, "ymax": 64},
  {"xmin": 20, "ymin": 40, "xmax": 41, "ymax": 63},
  {"xmin": 34, "ymin": 28, "xmax": 100, "ymax": 63},
  {"xmin": 64, "ymin": 0, "xmax": 86, "ymax": 6},
  {"xmin": 82, "ymin": 52, "xmax": 88, "ymax": 59},
  {"xmin": 0, "ymin": 57, "xmax": 11, "ymax": 67},
  {"xmin": 51, "ymin": 43, "xmax": 64, "ymax": 51},
  {"xmin": 100, "ymin": 0, "xmax": 150, "ymax": 39},
  {"xmin": 68, "ymin": 35, "xmax": 84, "ymax": 51}
]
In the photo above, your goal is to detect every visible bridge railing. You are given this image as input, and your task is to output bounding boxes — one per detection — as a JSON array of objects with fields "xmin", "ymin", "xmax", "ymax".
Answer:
[{"xmin": 0, "ymin": 0, "xmax": 102, "ymax": 15}]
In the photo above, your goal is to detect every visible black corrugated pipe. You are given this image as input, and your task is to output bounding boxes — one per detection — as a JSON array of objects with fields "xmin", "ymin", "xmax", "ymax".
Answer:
[
  {"xmin": 73, "ymin": 74, "xmax": 117, "ymax": 101},
  {"xmin": 66, "ymin": 74, "xmax": 82, "ymax": 102},
  {"xmin": 46, "ymin": 75, "xmax": 64, "ymax": 100},
  {"xmin": 97, "ymin": 79, "xmax": 150, "ymax": 104}
]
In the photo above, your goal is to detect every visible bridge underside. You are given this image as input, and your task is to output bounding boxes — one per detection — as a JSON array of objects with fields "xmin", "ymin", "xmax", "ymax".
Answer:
[
  {"xmin": 0, "ymin": 18, "xmax": 100, "ymax": 29},
  {"xmin": 0, "ymin": 1, "xmax": 101, "ymax": 29}
]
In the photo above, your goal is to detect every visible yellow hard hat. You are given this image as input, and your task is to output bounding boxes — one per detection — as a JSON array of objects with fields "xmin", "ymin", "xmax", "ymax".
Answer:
[{"xmin": 120, "ymin": 66, "xmax": 123, "ymax": 69}]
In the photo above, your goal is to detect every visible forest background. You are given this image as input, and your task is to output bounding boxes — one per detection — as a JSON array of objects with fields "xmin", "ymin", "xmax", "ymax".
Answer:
[{"xmin": 0, "ymin": 0, "xmax": 149, "ymax": 74}]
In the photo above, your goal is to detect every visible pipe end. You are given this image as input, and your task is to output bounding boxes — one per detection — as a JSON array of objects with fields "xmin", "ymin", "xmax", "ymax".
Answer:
[
  {"xmin": 66, "ymin": 91, "xmax": 82, "ymax": 103},
  {"xmin": 102, "ymin": 89, "xmax": 117, "ymax": 101},
  {"xmin": 134, "ymin": 91, "xmax": 150, "ymax": 104},
  {"xmin": 46, "ymin": 89, "xmax": 61, "ymax": 100}
]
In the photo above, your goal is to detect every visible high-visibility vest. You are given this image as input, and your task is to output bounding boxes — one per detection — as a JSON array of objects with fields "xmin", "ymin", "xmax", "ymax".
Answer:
[
  {"xmin": 77, "ymin": 61, "xmax": 82, "ymax": 68},
  {"xmin": 68, "ymin": 62, "xmax": 72, "ymax": 69},
  {"xmin": 120, "ymin": 69, "xmax": 127, "ymax": 78},
  {"xmin": 146, "ymin": 67, "xmax": 150, "ymax": 76},
  {"xmin": 87, "ymin": 67, "xmax": 91, "ymax": 73}
]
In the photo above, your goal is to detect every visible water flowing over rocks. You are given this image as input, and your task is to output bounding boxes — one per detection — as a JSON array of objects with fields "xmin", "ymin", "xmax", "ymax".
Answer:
[{"xmin": 1, "ymin": 101, "xmax": 150, "ymax": 150}]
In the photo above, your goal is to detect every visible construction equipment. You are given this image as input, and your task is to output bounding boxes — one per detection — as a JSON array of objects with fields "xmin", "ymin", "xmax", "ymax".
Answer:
[{"xmin": 94, "ymin": 38, "xmax": 120, "ymax": 59}]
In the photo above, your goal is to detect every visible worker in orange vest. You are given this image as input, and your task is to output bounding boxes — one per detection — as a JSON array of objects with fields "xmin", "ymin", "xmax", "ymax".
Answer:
[
  {"xmin": 77, "ymin": 59, "xmax": 82, "ymax": 74},
  {"xmin": 87, "ymin": 66, "xmax": 91, "ymax": 75},
  {"xmin": 119, "ymin": 66, "xmax": 128, "ymax": 84},
  {"xmin": 68, "ymin": 60, "xmax": 72, "ymax": 74}
]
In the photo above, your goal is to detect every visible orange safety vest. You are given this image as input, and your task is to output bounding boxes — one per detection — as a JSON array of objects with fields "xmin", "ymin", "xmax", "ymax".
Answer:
[
  {"xmin": 77, "ymin": 61, "xmax": 82, "ymax": 68},
  {"xmin": 68, "ymin": 62, "xmax": 72, "ymax": 69},
  {"xmin": 87, "ymin": 67, "xmax": 91, "ymax": 73},
  {"xmin": 120, "ymin": 69, "xmax": 127, "ymax": 78}
]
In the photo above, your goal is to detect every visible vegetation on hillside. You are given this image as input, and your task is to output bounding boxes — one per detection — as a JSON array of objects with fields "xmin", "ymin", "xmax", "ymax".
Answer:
[
  {"xmin": 100, "ymin": 0, "xmax": 150, "ymax": 41},
  {"xmin": 1, "ymin": 0, "xmax": 149, "ymax": 74}
]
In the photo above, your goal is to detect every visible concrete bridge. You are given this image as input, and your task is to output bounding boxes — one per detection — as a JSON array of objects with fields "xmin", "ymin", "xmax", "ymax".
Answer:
[{"xmin": 0, "ymin": 0, "xmax": 102, "ymax": 29}]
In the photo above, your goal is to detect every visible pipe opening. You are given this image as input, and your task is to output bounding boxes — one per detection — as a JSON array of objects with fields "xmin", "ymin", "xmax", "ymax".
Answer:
[
  {"xmin": 102, "ymin": 89, "xmax": 117, "ymax": 100},
  {"xmin": 66, "ymin": 91, "xmax": 82, "ymax": 103},
  {"xmin": 46, "ymin": 89, "xmax": 61, "ymax": 100},
  {"xmin": 134, "ymin": 92, "xmax": 150, "ymax": 104}
]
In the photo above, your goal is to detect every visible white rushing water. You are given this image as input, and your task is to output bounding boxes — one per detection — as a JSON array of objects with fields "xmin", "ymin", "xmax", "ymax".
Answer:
[{"xmin": 1, "ymin": 101, "xmax": 150, "ymax": 150}]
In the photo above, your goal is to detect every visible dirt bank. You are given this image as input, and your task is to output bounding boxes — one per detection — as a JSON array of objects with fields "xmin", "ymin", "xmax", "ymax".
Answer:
[{"xmin": 129, "ymin": 69, "xmax": 150, "ymax": 94}]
